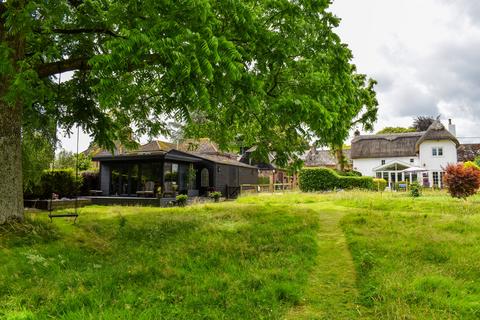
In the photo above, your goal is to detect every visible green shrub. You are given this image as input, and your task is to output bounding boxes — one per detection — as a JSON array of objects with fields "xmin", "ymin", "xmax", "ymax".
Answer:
[
  {"xmin": 372, "ymin": 178, "xmax": 387, "ymax": 191},
  {"xmin": 410, "ymin": 182, "xmax": 422, "ymax": 198},
  {"xmin": 335, "ymin": 170, "xmax": 362, "ymax": 177},
  {"xmin": 258, "ymin": 176, "xmax": 270, "ymax": 184},
  {"xmin": 299, "ymin": 168, "xmax": 374, "ymax": 192},
  {"xmin": 209, "ymin": 191, "xmax": 222, "ymax": 202},
  {"xmin": 80, "ymin": 171, "xmax": 99, "ymax": 195},
  {"xmin": 176, "ymin": 194, "xmax": 188, "ymax": 206},
  {"xmin": 25, "ymin": 169, "xmax": 82, "ymax": 199},
  {"xmin": 464, "ymin": 161, "xmax": 480, "ymax": 170}
]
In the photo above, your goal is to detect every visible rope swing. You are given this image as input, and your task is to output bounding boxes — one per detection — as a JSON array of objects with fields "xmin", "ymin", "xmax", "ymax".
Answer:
[{"xmin": 48, "ymin": 72, "xmax": 79, "ymax": 223}]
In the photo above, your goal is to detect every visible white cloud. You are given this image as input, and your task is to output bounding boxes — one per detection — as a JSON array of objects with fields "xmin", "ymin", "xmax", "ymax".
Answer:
[{"xmin": 331, "ymin": 0, "xmax": 480, "ymax": 140}]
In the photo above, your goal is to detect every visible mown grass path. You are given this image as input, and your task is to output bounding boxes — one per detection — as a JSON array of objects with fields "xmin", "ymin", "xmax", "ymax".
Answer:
[{"xmin": 285, "ymin": 204, "xmax": 367, "ymax": 319}]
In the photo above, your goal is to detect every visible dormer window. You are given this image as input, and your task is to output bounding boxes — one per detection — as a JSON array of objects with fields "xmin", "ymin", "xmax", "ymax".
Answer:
[
  {"xmin": 381, "ymin": 160, "xmax": 386, "ymax": 165},
  {"xmin": 432, "ymin": 147, "xmax": 443, "ymax": 157}
]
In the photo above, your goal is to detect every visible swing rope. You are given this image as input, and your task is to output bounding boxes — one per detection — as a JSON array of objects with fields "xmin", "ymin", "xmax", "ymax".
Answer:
[{"xmin": 48, "ymin": 72, "xmax": 79, "ymax": 223}]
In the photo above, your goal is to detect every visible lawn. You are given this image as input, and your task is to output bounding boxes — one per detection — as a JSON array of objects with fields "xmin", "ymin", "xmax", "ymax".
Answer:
[{"xmin": 1, "ymin": 191, "xmax": 480, "ymax": 319}]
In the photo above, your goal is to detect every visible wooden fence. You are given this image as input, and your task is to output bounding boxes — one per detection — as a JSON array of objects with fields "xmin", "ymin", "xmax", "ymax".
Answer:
[{"xmin": 239, "ymin": 183, "xmax": 295, "ymax": 194}]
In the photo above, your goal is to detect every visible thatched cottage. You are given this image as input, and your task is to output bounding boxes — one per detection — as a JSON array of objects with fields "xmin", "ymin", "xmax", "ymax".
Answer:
[{"xmin": 351, "ymin": 119, "xmax": 459, "ymax": 188}]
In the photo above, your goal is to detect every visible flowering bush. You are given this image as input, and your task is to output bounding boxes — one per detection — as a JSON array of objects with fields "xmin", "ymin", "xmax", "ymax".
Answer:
[{"xmin": 443, "ymin": 163, "xmax": 480, "ymax": 199}]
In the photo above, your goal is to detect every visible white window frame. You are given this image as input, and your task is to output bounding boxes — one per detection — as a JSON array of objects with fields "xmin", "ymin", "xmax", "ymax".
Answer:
[{"xmin": 432, "ymin": 147, "xmax": 444, "ymax": 157}]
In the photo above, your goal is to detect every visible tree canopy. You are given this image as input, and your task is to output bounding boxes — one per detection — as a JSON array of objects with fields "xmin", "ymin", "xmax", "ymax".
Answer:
[{"xmin": 0, "ymin": 0, "xmax": 377, "ymax": 222}]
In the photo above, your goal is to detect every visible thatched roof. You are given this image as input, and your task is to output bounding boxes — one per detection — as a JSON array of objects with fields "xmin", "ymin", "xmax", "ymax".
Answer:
[
  {"xmin": 351, "ymin": 120, "xmax": 460, "ymax": 159},
  {"xmin": 351, "ymin": 132, "xmax": 424, "ymax": 159},
  {"xmin": 303, "ymin": 149, "xmax": 351, "ymax": 167},
  {"xmin": 415, "ymin": 120, "xmax": 459, "ymax": 151}
]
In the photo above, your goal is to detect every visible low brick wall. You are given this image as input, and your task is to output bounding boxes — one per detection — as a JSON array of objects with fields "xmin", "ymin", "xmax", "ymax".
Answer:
[
  {"xmin": 90, "ymin": 197, "xmax": 164, "ymax": 207},
  {"xmin": 24, "ymin": 198, "xmax": 92, "ymax": 211}
]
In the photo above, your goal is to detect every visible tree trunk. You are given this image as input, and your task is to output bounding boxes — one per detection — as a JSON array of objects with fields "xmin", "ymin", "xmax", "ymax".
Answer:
[
  {"xmin": 0, "ymin": 94, "xmax": 24, "ymax": 224},
  {"xmin": 334, "ymin": 147, "xmax": 345, "ymax": 172},
  {"xmin": 0, "ymin": 4, "xmax": 26, "ymax": 224}
]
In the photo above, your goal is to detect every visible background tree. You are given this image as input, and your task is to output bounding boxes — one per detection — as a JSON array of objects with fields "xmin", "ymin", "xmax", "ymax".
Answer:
[
  {"xmin": 0, "ymin": 0, "xmax": 376, "ymax": 223},
  {"xmin": 376, "ymin": 127, "xmax": 416, "ymax": 134},
  {"xmin": 412, "ymin": 116, "xmax": 436, "ymax": 132},
  {"xmin": 54, "ymin": 150, "xmax": 92, "ymax": 171},
  {"xmin": 22, "ymin": 131, "xmax": 55, "ymax": 196}
]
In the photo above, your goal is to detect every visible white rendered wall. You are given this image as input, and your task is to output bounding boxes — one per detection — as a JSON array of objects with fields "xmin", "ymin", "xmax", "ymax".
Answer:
[
  {"xmin": 418, "ymin": 140, "xmax": 457, "ymax": 171},
  {"xmin": 353, "ymin": 156, "xmax": 420, "ymax": 177},
  {"xmin": 418, "ymin": 140, "xmax": 457, "ymax": 187}
]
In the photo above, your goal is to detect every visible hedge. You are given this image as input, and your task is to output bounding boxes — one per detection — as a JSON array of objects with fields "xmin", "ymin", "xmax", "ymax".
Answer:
[
  {"xmin": 299, "ymin": 168, "xmax": 374, "ymax": 192},
  {"xmin": 335, "ymin": 170, "xmax": 362, "ymax": 177},
  {"xmin": 80, "ymin": 171, "xmax": 100, "ymax": 196},
  {"xmin": 24, "ymin": 169, "xmax": 82, "ymax": 199}
]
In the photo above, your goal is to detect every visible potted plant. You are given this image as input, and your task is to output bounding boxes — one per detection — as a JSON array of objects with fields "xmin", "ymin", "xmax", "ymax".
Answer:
[
  {"xmin": 156, "ymin": 186, "xmax": 162, "ymax": 199},
  {"xmin": 209, "ymin": 191, "xmax": 222, "ymax": 203},
  {"xmin": 172, "ymin": 183, "xmax": 178, "ymax": 197},
  {"xmin": 187, "ymin": 165, "xmax": 199, "ymax": 197}
]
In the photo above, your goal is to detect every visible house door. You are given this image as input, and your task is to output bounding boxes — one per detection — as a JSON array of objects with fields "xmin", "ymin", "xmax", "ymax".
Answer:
[{"xmin": 390, "ymin": 172, "xmax": 396, "ymax": 189}]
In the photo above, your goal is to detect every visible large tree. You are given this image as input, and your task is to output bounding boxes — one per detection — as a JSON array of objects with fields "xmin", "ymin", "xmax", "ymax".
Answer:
[
  {"xmin": 412, "ymin": 116, "xmax": 435, "ymax": 132},
  {"xmin": 0, "ymin": 0, "xmax": 377, "ymax": 223}
]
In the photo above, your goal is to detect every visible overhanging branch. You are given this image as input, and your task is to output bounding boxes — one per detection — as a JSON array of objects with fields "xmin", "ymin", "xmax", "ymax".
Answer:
[
  {"xmin": 35, "ymin": 53, "xmax": 165, "ymax": 78},
  {"xmin": 36, "ymin": 57, "xmax": 91, "ymax": 78}
]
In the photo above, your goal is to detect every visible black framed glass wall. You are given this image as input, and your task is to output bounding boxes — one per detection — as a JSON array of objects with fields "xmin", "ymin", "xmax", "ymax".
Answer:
[
  {"xmin": 164, "ymin": 162, "xmax": 192, "ymax": 193},
  {"xmin": 110, "ymin": 162, "xmax": 163, "ymax": 196}
]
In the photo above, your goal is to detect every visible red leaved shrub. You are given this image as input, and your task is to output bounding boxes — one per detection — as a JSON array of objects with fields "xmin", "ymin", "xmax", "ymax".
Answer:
[{"xmin": 443, "ymin": 163, "xmax": 480, "ymax": 199}]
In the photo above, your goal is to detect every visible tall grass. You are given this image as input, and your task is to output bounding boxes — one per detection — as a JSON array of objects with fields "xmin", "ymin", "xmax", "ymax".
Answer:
[
  {"xmin": 3, "ymin": 191, "xmax": 480, "ymax": 319},
  {"xmin": 0, "ymin": 203, "xmax": 319, "ymax": 319}
]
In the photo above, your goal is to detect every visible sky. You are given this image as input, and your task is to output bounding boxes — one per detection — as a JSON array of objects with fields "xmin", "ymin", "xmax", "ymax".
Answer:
[
  {"xmin": 59, "ymin": 0, "xmax": 480, "ymax": 152},
  {"xmin": 330, "ymin": 0, "xmax": 480, "ymax": 143}
]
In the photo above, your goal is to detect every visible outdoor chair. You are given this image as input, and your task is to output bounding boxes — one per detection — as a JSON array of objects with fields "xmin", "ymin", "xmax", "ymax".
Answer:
[
  {"xmin": 163, "ymin": 182, "xmax": 177, "ymax": 198},
  {"xmin": 136, "ymin": 181, "xmax": 155, "ymax": 197}
]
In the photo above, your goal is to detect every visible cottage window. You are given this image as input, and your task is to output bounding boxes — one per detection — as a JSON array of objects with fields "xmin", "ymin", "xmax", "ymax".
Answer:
[
  {"xmin": 381, "ymin": 160, "xmax": 386, "ymax": 165},
  {"xmin": 432, "ymin": 147, "xmax": 443, "ymax": 157},
  {"xmin": 201, "ymin": 168, "xmax": 209, "ymax": 187},
  {"xmin": 410, "ymin": 158, "xmax": 414, "ymax": 163}
]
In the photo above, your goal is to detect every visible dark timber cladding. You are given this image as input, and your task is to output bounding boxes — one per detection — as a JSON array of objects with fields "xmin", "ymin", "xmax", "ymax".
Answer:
[{"xmin": 92, "ymin": 147, "xmax": 258, "ymax": 197}]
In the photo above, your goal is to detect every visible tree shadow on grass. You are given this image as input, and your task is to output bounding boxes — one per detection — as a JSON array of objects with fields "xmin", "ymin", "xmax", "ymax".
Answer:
[{"xmin": 0, "ymin": 217, "xmax": 60, "ymax": 248}]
